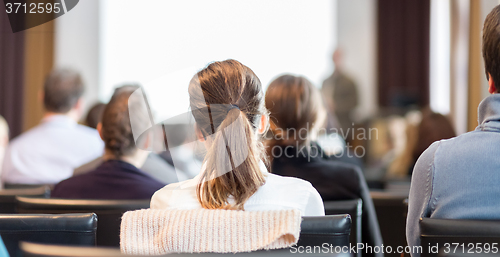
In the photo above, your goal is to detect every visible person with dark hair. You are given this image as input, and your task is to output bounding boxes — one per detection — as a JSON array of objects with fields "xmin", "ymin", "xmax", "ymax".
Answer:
[
  {"xmin": 1, "ymin": 69, "xmax": 103, "ymax": 185},
  {"xmin": 265, "ymin": 74, "xmax": 382, "ymax": 257},
  {"xmin": 151, "ymin": 60, "xmax": 324, "ymax": 216},
  {"xmin": 51, "ymin": 85, "xmax": 165, "ymax": 199},
  {"xmin": 412, "ymin": 109, "xmax": 456, "ymax": 168},
  {"xmin": 75, "ymin": 98, "xmax": 188, "ymax": 184},
  {"xmin": 406, "ymin": 5, "xmax": 500, "ymax": 255},
  {"xmin": 387, "ymin": 108, "xmax": 456, "ymax": 178},
  {"xmin": 83, "ymin": 102, "xmax": 106, "ymax": 129}
]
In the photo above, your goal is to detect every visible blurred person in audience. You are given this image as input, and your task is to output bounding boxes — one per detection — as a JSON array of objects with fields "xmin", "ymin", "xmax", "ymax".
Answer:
[
  {"xmin": 265, "ymin": 74, "xmax": 382, "ymax": 256},
  {"xmin": 412, "ymin": 108, "xmax": 455, "ymax": 167},
  {"xmin": 74, "ymin": 97, "xmax": 188, "ymax": 184},
  {"xmin": 151, "ymin": 60, "xmax": 324, "ymax": 216},
  {"xmin": 51, "ymin": 85, "xmax": 165, "ymax": 199},
  {"xmin": 159, "ymin": 123, "xmax": 202, "ymax": 178},
  {"xmin": 386, "ymin": 111, "xmax": 421, "ymax": 179},
  {"xmin": 407, "ymin": 5, "xmax": 500, "ymax": 255},
  {"xmin": 322, "ymin": 48, "xmax": 359, "ymax": 141},
  {"xmin": 0, "ymin": 116, "xmax": 8, "ymax": 182},
  {"xmin": 388, "ymin": 108, "xmax": 455, "ymax": 178},
  {"xmin": 82, "ymin": 102, "xmax": 106, "ymax": 129},
  {"xmin": 1, "ymin": 69, "xmax": 104, "ymax": 186}
]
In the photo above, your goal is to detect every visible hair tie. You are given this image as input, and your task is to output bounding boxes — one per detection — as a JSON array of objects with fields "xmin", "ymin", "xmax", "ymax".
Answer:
[{"xmin": 227, "ymin": 104, "xmax": 240, "ymax": 114}]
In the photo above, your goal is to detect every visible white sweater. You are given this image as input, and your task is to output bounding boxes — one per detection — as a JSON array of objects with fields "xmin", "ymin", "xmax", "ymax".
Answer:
[{"xmin": 120, "ymin": 208, "xmax": 301, "ymax": 254}]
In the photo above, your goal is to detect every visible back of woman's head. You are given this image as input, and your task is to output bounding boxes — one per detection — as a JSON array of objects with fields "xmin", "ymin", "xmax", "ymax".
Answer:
[
  {"xmin": 413, "ymin": 108, "xmax": 456, "ymax": 160},
  {"xmin": 189, "ymin": 59, "xmax": 266, "ymax": 210},
  {"xmin": 265, "ymin": 75, "xmax": 327, "ymax": 155},
  {"xmin": 85, "ymin": 102, "xmax": 106, "ymax": 129},
  {"xmin": 101, "ymin": 85, "xmax": 141, "ymax": 158}
]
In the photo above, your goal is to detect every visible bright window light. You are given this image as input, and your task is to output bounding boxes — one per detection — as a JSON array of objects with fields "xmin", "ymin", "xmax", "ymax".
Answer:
[
  {"xmin": 429, "ymin": 0, "xmax": 451, "ymax": 115},
  {"xmin": 99, "ymin": 0, "xmax": 335, "ymax": 122}
]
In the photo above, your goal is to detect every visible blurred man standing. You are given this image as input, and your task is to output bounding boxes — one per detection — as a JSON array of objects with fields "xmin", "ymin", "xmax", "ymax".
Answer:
[
  {"xmin": 321, "ymin": 49, "xmax": 359, "ymax": 140},
  {"xmin": 1, "ymin": 69, "xmax": 104, "ymax": 185}
]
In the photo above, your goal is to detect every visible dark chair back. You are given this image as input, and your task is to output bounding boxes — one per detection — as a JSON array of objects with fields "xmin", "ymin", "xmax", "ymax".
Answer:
[
  {"xmin": 3, "ymin": 183, "xmax": 54, "ymax": 190},
  {"xmin": 21, "ymin": 242, "xmax": 123, "ymax": 257},
  {"xmin": 0, "ymin": 186, "xmax": 50, "ymax": 213},
  {"xmin": 20, "ymin": 242, "xmax": 348, "ymax": 257},
  {"xmin": 16, "ymin": 196, "xmax": 150, "ymax": 247},
  {"xmin": 371, "ymin": 191, "xmax": 408, "ymax": 257},
  {"xmin": 20, "ymin": 214, "xmax": 351, "ymax": 257},
  {"xmin": 420, "ymin": 218, "xmax": 500, "ymax": 257},
  {"xmin": 297, "ymin": 214, "xmax": 351, "ymax": 248},
  {"xmin": 324, "ymin": 199, "xmax": 362, "ymax": 254},
  {"xmin": 0, "ymin": 213, "xmax": 97, "ymax": 256}
]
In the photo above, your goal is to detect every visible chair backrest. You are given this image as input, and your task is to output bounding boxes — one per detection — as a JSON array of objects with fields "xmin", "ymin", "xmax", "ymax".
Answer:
[
  {"xmin": 0, "ymin": 186, "xmax": 50, "ymax": 213},
  {"xmin": 324, "ymin": 199, "xmax": 362, "ymax": 255},
  {"xmin": 21, "ymin": 242, "xmax": 123, "ymax": 257},
  {"xmin": 371, "ymin": 191, "xmax": 408, "ymax": 257},
  {"xmin": 20, "ymin": 215, "xmax": 351, "ymax": 257},
  {"xmin": 0, "ymin": 213, "xmax": 97, "ymax": 256},
  {"xmin": 20, "ymin": 242, "xmax": 350, "ymax": 257},
  {"xmin": 420, "ymin": 218, "xmax": 500, "ymax": 257},
  {"xmin": 16, "ymin": 196, "xmax": 150, "ymax": 247},
  {"xmin": 297, "ymin": 214, "xmax": 351, "ymax": 248},
  {"xmin": 3, "ymin": 183, "xmax": 54, "ymax": 190}
]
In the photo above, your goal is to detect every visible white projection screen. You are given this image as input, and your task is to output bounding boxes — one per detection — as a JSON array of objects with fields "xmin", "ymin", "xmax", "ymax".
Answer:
[{"xmin": 99, "ymin": 0, "xmax": 336, "ymax": 122}]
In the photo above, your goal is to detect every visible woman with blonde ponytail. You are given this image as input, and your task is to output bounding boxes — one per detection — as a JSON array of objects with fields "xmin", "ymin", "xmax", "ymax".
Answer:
[{"xmin": 151, "ymin": 60, "xmax": 324, "ymax": 216}]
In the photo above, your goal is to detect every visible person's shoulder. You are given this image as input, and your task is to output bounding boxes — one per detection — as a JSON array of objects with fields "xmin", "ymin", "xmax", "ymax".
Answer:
[
  {"xmin": 413, "ymin": 140, "xmax": 442, "ymax": 177},
  {"xmin": 72, "ymin": 125, "xmax": 104, "ymax": 149},
  {"xmin": 51, "ymin": 174, "xmax": 87, "ymax": 197},
  {"xmin": 150, "ymin": 179, "xmax": 198, "ymax": 209},
  {"xmin": 419, "ymin": 139, "xmax": 444, "ymax": 159},
  {"xmin": 7, "ymin": 124, "xmax": 46, "ymax": 146},
  {"xmin": 74, "ymin": 124, "xmax": 101, "ymax": 138}
]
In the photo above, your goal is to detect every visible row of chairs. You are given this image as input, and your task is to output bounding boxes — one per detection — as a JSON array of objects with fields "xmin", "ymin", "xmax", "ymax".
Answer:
[
  {"xmin": 6, "ymin": 215, "xmax": 500, "ymax": 257},
  {"xmin": 1, "ymin": 213, "xmax": 352, "ymax": 256},
  {"xmin": 3, "ymin": 185, "xmax": 500, "ymax": 257},
  {"xmin": 0, "ymin": 184, "xmax": 411, "ymax": 248},
  {"xmin": 0, "ymin": 186, "xmax": 365, "ymax": 247},
  {"xmin": 0, "ymin": 186, "xmax": 407, "ymax": 256}
]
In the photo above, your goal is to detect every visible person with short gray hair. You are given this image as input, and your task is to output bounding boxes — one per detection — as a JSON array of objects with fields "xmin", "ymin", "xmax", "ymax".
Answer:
[{"xmin": 1, "ymin": 69, "xmax": 104, "ymax": 186}]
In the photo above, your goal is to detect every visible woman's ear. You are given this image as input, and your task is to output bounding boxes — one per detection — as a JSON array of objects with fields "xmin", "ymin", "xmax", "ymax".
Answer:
[
  {"xmin": 195, "ymin": 123, "xmax": 205, "ymax": 142},
  {"xmin": 258, "ymin": 114, "xmax": 269, "ymax": 135},
  {"xmin": 96, "ymin": 122, "xmax": 104, "ymax": 141}
]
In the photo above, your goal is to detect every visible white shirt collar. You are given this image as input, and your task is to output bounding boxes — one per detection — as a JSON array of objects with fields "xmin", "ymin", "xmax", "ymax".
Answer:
[{"xmin": 41, "ymin": 114, "xmax": 77, "ymax": 127}]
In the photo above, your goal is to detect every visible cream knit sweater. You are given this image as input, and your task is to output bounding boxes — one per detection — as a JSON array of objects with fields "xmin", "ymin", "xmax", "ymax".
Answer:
[{"xmin": 120, "ymin": 208, "xmax": 301, "ymax": 255}]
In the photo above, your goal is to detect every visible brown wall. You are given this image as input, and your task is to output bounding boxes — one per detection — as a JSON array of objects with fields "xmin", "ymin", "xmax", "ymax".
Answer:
[
  {"xmin": 23, "ymin": 20, "xmax": 54, "ymax": 131},
  {"xmin": 0, "ymin": 7, "xmax": 54, "ymax": 138},
  {"xmin": 377, "ymin": 0, "xmax": 431, "ymax": 108},
  {"xmin": 0, "ymin": 4, "xmax": 25, "ymax": 138}
]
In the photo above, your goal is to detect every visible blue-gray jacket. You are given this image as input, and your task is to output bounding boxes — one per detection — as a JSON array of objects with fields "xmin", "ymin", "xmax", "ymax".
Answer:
[{"xmin": 407, "ymin": 94, "xmax": 500, "ymax": 257}]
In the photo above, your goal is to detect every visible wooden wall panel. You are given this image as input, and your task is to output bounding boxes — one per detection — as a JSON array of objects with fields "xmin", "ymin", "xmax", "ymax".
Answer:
[
  {"xmin": 22, "ymin": 20, "xmax": 54, "ymax": 131},
  {"xmin": 467, "ymin": 0, "xmax": 484, "ymax": 132}
]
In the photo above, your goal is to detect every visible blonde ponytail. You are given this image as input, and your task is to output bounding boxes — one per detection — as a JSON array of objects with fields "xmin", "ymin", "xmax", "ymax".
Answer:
[
  {"xmin": 189, "ymin": 60, "xmax": 267, "ymax": 210},
  {"xmin": 197, "ymin": 108, "xmax": 265, "ymax": 210}
]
